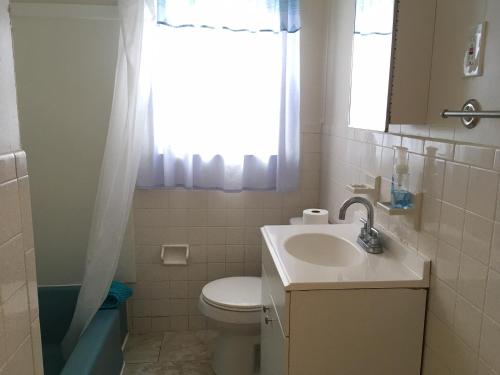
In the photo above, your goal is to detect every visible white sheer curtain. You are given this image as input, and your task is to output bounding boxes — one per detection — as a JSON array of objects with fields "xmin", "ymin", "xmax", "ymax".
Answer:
[
  {"xmin": 62, "ymin": 0, "xmax": 153, "ymax": 356},
  {"xmin": 137, "ymin": 1, "xmax": 300, "ymax": 192}
]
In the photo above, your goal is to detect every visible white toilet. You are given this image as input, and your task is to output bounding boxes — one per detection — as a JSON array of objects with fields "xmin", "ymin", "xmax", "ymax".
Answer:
[{"xmin": 199, "ymin": 276, "xmax": 261, "ymax": 375}]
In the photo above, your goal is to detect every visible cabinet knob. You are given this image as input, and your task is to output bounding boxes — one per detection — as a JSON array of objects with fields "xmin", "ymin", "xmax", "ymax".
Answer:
[
  {"xmin": 262, "ymin": 306, "xmax": 270, "ymax": 313},
  {"xmin": 265, "ymin": 317, "xmax": 274, "ymax": 325}
]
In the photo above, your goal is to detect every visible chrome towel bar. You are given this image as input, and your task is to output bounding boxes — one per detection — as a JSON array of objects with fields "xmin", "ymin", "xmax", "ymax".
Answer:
[{"xmin": 441, "ymin": 99, "xmax": 500, "ymax": 129}]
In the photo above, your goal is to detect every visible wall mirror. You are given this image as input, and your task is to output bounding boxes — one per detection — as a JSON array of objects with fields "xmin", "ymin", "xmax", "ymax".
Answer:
[{"xmin": 348, "ymin": 0, "xmax": 398, "ymax": 132}]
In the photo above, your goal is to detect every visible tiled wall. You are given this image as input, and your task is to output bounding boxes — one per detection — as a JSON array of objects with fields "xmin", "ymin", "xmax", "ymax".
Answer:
[
  {"xmin": 131, "ymin": 125, "xmax": 322, "ymax": 333},
  {"xmin": 0, "ymin": 153, "xmax": 43, "ymax": 374},
  {"xmin": 321, "ymin": 1, "xmax": 500, "ymax": 374},
  {"xmin": 321, "ymin": 128, "xmax": 500, "ymax": 375},
  {"xmin": 128, "ymin": 0, "xmax": 327, "ymax": 333}
]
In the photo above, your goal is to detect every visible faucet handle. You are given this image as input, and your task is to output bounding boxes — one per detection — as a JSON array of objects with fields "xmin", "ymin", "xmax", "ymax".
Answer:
[{"xmin": 359, "ymin": 217, "xmax": 367, "ymax": 226}]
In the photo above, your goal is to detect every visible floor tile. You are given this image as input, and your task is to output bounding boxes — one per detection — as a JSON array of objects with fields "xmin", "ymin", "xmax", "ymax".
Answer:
[
  {"xmin": 159, "ymin": 331, "xmax": 212, "ymax": 362},
  {"xmin": 124, "ymin": 330, "xmax": 218, "ymax": 375},
  {"xmin": 124, "ymin": 333, "xmax": 164, "ymax": 364},
  {"xmin": 124, "ymin": 361, "xmax": 181, "ymax": 375}
]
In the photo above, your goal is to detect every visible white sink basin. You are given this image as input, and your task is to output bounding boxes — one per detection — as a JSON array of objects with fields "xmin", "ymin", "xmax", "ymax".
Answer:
[
  {"xmin": 284, "ymin": 233, "xmax": 364, "ymax": 267},
  {"xmin": 261, "ymin": 223, "xmax": 431, "ymax": 290}
]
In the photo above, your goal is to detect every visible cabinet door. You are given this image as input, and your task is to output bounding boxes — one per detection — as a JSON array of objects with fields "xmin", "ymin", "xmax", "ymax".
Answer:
[
  {"xmin": 262, "ymin": 241, "xmax": 290, "ymax": 335},
  {"xmin": 390, "ymin": 0, "xmax": 436, "ymax": 124},
  {"xmin": 261, "ymin": 273, "xmax": 288, "ymax": 375}
]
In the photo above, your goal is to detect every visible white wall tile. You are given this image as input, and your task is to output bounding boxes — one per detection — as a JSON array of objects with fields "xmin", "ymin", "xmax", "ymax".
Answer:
[
  {"xmin": 0, "ymin": 337, "xmax": 34, "ymax": 375},
  {"xmin": 421, "ymin": 196, "xmax": 442, "ymax": 238},
  {"xmin": 490, "ymin": 223, "xmax": 500, "ymax": 273},
  {"xmin": 423, "ymin": 157, "xmax": 445, "ymax": 199},
  {"xmin": 30, "ymin": 319, "xmax": 43, "ymax": 375},
  {"xmin": 0, "ymin": 180, "xmax": 22, "ymax": 244},
  {"xmin": 206, "ymin": 209, "xmax": 226, "ymax": 226},
  {"xmin": 458, "ymin": 253, "xmax": 487, "ymax": 308},
  {"xmin": 170, "ymin": 316, "xmax": 188, "ymax": 331},
  {"xmin": 0, "ymin": 304, "xmax": 6, "ymax": 368},
  {"xmin": 187, "ymin": 191, "xmax": 208, "ymax": 209},
  {"xmin": 151, "ymin": 299, "xmax": 169, "ymax": 317},
  {"xmin": 226, "ymin": 245, "xmax": 245, "ymax": 263},
  {"xmin": 134, "ymin": 190, "xmax": 169, "ymax": 208},
  {"xmin": 439, "ymin": 203, "xmax": 464, "ymax": 249},
  {"xmin": 24, "ymin": 249, "xmax": 38, "ymax": 322},
  {"xmin": 477, "ymin": 359, "xmax": 497, "ymax": 375},
  {"xmin": 380, "ymin": 147, "xmax": 395, "ymax": 179},
  {"xmin": 493, "ymin": 150, "xmax": 500, "ymax": 172},
  {"xmin": 443, "ymin": 162, "xmax": 469, "ymax": 207},
  {"xmin": 462, "ymin": 212, "xmax": 493, "ymax": 265},
  {"xmin": 0, "ymin": 235, "xmax": 25, "ymax": 304},
  {"xmin": 0, "ymin": 153, "xmax": 15, "ymax": 184},
  {"xmin": 187, "ymin": 264, "xmax": 206, "ymax": 281},
  {"xmin": 455, "ymin": 145, "xmax": 495, "ymax": 170},
  {"xmin": 168, "ymin": 190, "xmax": 190, "ymax": 209},
  {"xmin": 425, "ymin": 313, "xmax": 455, "ymax": 369},
  {"xmin": 466, "ymin": 168, "xmax": 499, "ymax": 220},
  {"xmin": 150, "ymin": 282, "xmax": 169, "ymax": 300},
  {"xmin": 3, "ymin": 286, "xmax": 30, "ymax": 359},
  {"xmin": 151, "ymin": 317, "xmax": 171, "ymax": 332},
  {"xmin": 132, "ymin": 317, "xmax": 152, "ymax": 334},
  {"xmin": 207, "ymin": 263, "xmax": 225, "ymax": 281},
  {"xmin": 451, "ymin": 336, "xmax": 478, "ymax": 375},
  {"xmin": 436, "ymin": 241, "xmax": 461, "ymax": 290},
  {"xmin": 207, "ymin": 191, "xmax": 228, "ymax": 209},
  {"xmin": 169, "ymin": 281, "xmax": 188, "ymax": 299},
  {"xmin": 13, "ymin": 151, "xmax": 27, "ymax": 179},
  {"xmin": 418, "ymin": 232, "xmax": 439, "ymax": 262},
  {"xmin": 454, "ymin": 295, "xmax": 483, "ymax": 352},
  {"xmin": 409, "ymin": 153, "xmax": 425, "ymax": 193},
  {"xmin": 429, "ymin": 276, "xmax": 456, "ymax": 327},
  {"xmin": 206, "ymin": 245, "xmax": 226, "ymax": 263},
  {"xmin": 383, "ymin": 133, "xmax": 401, "ymax": 148},
  {"xmin": 403, "ymin": 137, "xmax": 425, "ymax": 154},
  {"xmin": 135, "ymin": 209, "xmax": 169, "ymax": 227},
  {"xmin": 479, "ymin": 316, "xmax": 500, "ymax": 373},
  {"xmin": 188, "ymin": 246, "xmax": 207, "ymax": 264},
  {"xmin": 484, "ymin": 268, "xmax": 500, "ymax": 324},
  {"xmin": 17, "ymin": 177, "xmax": 33, "ymax": 252},
  {"xmin": 424, "ymin": 140, "xmax": 454, "ymax": 160},
  {"xmin": 132, "ymin": 300, "xmax": 151, "ymax": 317},
  {"xmin": 422, "ymin": 346, "xmax": 451, "ymax": 375}
]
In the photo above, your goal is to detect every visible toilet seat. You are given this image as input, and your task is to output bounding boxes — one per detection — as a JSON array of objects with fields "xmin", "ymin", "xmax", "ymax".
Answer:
[{"xmin": 199, "ymin": 277, "xmax": 261, "ymax": 324}]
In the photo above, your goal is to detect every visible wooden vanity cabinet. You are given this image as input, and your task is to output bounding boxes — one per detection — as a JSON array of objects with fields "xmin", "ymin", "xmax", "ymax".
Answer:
[{"xmin": 260, "ymin": 241, "xmax": 427, "ymax": 375}]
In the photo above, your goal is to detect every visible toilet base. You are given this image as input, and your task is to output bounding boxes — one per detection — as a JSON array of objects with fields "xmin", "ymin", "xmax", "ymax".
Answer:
[{"xmin": 213, "ymin": 328, "xmax": 260, "ymax": 375}]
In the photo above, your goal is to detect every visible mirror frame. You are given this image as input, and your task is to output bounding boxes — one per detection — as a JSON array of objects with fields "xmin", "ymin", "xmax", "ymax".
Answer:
[{"xmin": 347, "ymin": 0, "xmax": 400, "ymax": 133}]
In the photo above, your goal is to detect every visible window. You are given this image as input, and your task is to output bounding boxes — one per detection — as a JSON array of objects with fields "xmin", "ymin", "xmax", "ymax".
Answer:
[
  {"xmin": 152, "ymin": 26, "xmax": 282, "ymax": 163},
  {"xmin": 137, "ymin": 0, "xmax": 301, "ymax": 191}
]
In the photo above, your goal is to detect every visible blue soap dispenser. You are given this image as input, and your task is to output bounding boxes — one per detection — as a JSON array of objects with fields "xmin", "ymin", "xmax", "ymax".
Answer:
[{"xmin": 391, "ymin": 146, "xmax": 412, "ymax": 209}]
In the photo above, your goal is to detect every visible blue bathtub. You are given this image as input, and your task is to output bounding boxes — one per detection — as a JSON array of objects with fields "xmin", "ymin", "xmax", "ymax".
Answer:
[{"xmin": 38, "ymin": 286, "xmax": 128, "ymax": 375}]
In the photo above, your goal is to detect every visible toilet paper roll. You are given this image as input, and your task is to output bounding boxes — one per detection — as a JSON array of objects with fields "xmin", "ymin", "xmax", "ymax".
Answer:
[{"xmin": 302, "ymin": 208, "xmax": 329, "ymax": 224}]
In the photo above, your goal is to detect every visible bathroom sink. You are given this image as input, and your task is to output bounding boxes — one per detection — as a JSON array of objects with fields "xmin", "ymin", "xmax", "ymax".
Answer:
[
  {"xmin": 284, "ymin": 233, "xmax": 364, "ymax": 267},
  {"xmin": 261, "ymin": 223, "xmax": 430, "ymax": 290}
]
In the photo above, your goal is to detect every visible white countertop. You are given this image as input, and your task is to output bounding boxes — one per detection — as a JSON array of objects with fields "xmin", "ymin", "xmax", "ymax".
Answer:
[{"xmin": 261, "ymin": 223, "xmax": 430, "ymax": 291}]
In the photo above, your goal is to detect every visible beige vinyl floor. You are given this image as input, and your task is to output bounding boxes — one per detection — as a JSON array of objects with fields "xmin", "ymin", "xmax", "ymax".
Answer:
[{"xmin": 123, "ymin": 331, "xmax": 217, "ymax": 375}]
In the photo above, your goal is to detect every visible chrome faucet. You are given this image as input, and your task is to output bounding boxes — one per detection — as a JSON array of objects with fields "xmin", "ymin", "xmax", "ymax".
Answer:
[{"xmin": 339, "ymin": 197, "xmax": 382, "ymax": 254}]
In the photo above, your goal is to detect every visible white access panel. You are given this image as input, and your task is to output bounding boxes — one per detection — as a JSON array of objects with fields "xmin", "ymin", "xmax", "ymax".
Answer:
[{"xmin": 288, "ymin": 288, "xmax": 427, "ymax": 375}]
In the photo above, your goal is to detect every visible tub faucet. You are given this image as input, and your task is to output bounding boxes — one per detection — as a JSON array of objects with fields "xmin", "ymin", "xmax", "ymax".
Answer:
[{"xmin": 338, "ymin": 196, "xmax": 382, "ymax": 254}]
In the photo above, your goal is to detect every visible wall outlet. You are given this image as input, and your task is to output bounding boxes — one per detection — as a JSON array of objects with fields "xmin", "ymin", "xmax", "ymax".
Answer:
[{"xmin": 463, "ymin": 22, "xmax": 487, "ymax": 77}]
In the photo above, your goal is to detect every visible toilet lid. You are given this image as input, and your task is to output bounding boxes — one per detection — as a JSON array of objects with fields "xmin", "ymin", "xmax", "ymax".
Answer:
[{"xmin": 201, "ymin": 277, "xmax": 261, "ymax": 312}]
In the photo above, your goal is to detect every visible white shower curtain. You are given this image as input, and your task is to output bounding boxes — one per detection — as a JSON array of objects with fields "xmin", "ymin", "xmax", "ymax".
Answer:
[{"xmin": 62, "ymin": 0, "xmax": 153, "ymax": 356}]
